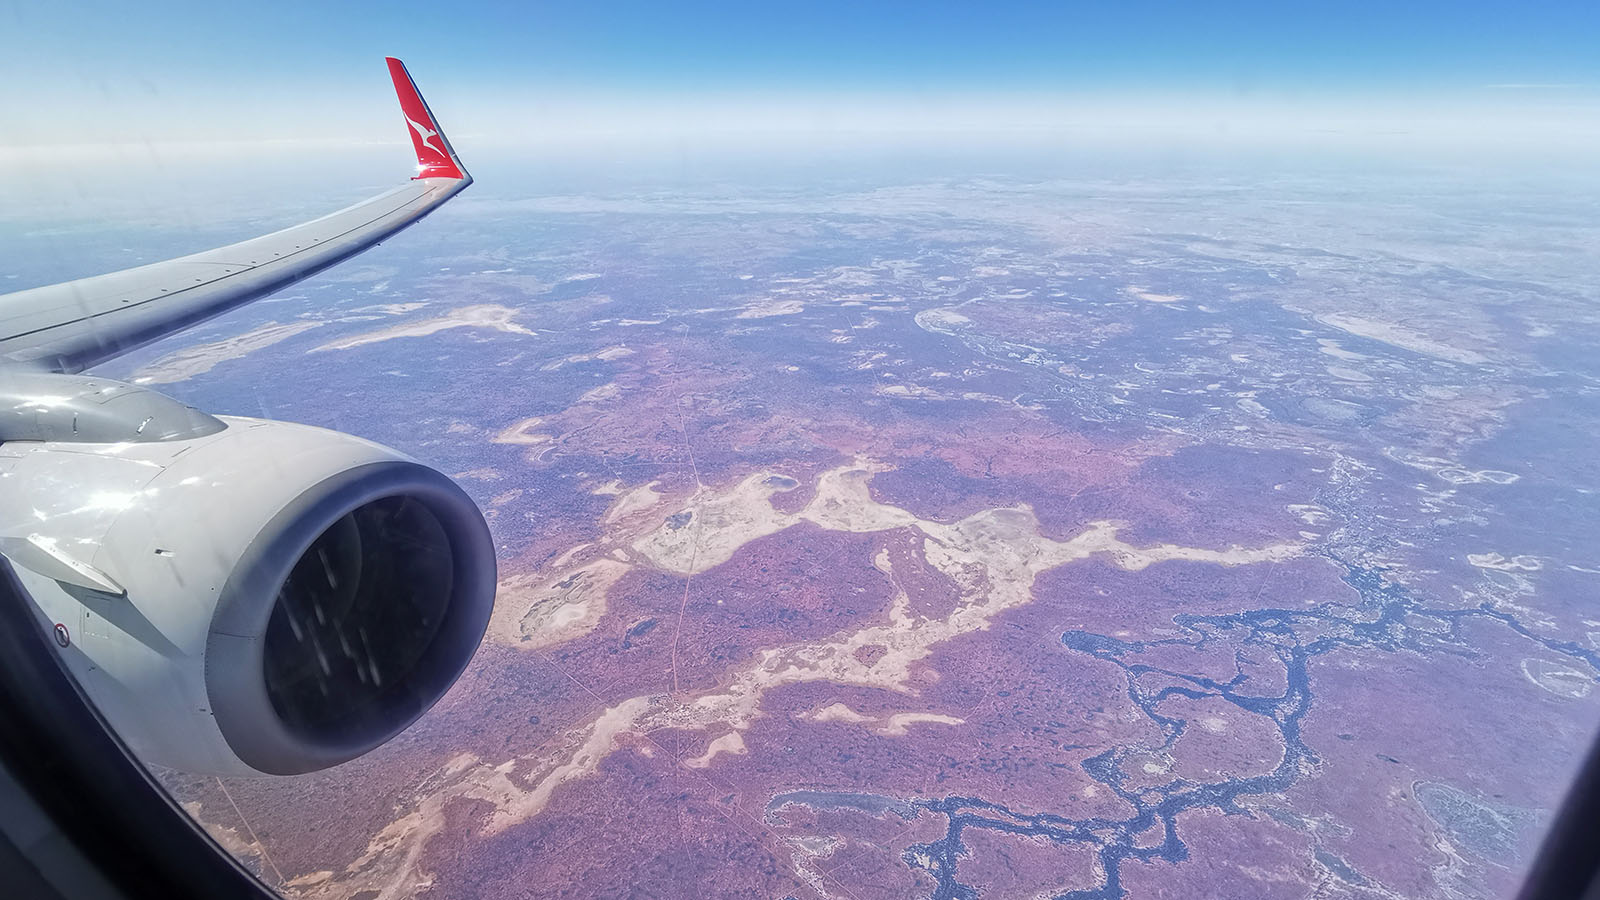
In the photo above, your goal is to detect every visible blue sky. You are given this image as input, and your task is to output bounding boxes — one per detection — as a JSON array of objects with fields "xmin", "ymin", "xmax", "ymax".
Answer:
[{"xmin": 4, "ymin": 0, "xmax": 1598, "ymax": 150}]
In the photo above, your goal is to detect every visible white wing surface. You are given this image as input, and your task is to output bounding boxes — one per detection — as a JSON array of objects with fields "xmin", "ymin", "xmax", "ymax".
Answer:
[{"xmin": 0, "ymin": 57, "xmax": 469, "ymax": 373}]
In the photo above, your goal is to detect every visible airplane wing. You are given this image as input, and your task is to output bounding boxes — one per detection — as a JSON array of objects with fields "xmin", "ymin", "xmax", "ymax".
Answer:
[
  {"xmin": 0, "ymin": 59, "xmax": 497, "ymax": 779},
  {"xmin": 0, "ymin": 57, "xmax": 471, "ymax": 374}
]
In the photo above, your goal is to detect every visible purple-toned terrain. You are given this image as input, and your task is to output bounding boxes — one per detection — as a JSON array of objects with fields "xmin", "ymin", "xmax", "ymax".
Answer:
[{"xmin": 19, "ymin": 156, "xmax": 1598, "ymax": 899}]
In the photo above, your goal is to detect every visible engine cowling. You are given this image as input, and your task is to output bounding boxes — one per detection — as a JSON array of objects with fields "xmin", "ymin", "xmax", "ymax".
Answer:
[{"xmin": 0, "ymin": 416, "xmax": 496, "ymax": 775}]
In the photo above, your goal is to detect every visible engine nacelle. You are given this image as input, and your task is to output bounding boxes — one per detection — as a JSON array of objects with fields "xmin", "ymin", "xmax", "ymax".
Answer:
[{"xmin": 0, "ymin": 416, "xmax": 496, "ymax": 775}]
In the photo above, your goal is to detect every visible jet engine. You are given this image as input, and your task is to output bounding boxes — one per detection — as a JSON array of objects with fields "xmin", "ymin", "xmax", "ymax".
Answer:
[{"xmin": 0, "ymin": 386, "xmax": 495, "ymax": 776}]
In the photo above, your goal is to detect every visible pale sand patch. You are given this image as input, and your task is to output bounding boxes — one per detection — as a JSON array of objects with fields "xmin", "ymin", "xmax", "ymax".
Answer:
[
  {"xmin": 632, "ymin": 463, "xmax": 1292, "ymax": 577},
  {"xmin": 315, "ymin": 700, "xmax": 655, "ymax": 900},
  {"xmin": 631, "ymin": 472, "xmax": 812, "ymax": 574},
  {"xmin": 491, "ymin": 417, "xmax": 551, "ymax": 445},
  {"xmin": 541, "ymin": 345, "xmax": 635, "ymax": 370},
  {"xmin": 605, "ymin": 481, "xmax": 663, "ymax": 524},
  {"xmin": 133, "ymin": 321, "xmax": 323, "ymax": 384},
  {"xmin": 296, "ymin": 460, "xmax": 1300, "ymax": 899},
  {"xmin": 488, "ymin": 559, "xmax": 631, "ymax": 649},
  {"xmin": 475, "ymin": 478, "xmax": 660, "ymax": 652},
  {"xmin": 685, "ymin": 732, "xmax": 748, "ymax": 768},
  {"xmin": 471, "ymin": 697, "xmax": 654, "ymax": 833},
  {"xmin": 311, "ymin": 304, "xmax": 533, "ymax": 351},
  {"xmin": 1521, "ymin": 659, "xmax": 1593, "ymax": 698},
  {"xmin": 547, "ymin": 543, "xmax": 591, "ymax": 570},
  {"xmin": 489, "ymin": 489, "xmax": 524, "ymax": 507},
  {"xmin": 787, "ymin": 835, "xmax": 844, "ymax": 899},
  {"xmin": 806, "ymin": 702, "xmax": 875, "ymax": 724},
  {"xmin": 802, "ymin": 703, "xmax": 961, "ymax": 735},
  {"xmin": 1468, "ymin": 552, "xmax": 1541, "ymax": 571},
  {"xmin": 877, "ymin": 712, "xmax": 965, "ymax": 736},
  {"xmin": 350, "ymin": 301, "xmax": 428, "ymax": 315},
  {"xmin": 452, "ymin": 468, "xmax": 502, "ymax": 481},
  {"xmin": 1318, "ymin": 314, "xmax": 1489, "ymax": 365},
  {"xmin": 285, "ymin": 871, "xmax": 334, "ymax": 889},
  {"xmin": 1237, "ymin": 398, "xmax": 1270, "ymax": 417},
  {"xmin": 737, "ymin": 298, "xmax": 806, "ymax": 319},
  {"xmin": 1317, "ymin": 338, "xmax": 1366, "ymax": 361},
  {"xmin": 181, "ymin": 801, "xmax": 267, "ymax": 861},
  {"xmin": 1325, "ymin": 366, "xmax": 1372, "ymax": 382},
  {"xmin": 578, "ymin": 382, "xmax": 619, "ymax": 403},
  {"xmin": 914, "ymin": 308, "xmax": 972, "ymax": 335},
  {"xmin": 1127, "ymin": 287, "xmax": 1182, "ymax": 303},
  {"xmin": 1438, "ymin": 468, "xmax": 1519, "ymax": 486},
  {"xmin": 877, "ymin": 383, "xmax": 945, "ymax": 399}
]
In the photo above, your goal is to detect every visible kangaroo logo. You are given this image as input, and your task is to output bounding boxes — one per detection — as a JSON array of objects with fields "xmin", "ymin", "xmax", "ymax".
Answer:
[{"xmin": 405, "ymin": 114, "xmax": 444, "ymax": 156}]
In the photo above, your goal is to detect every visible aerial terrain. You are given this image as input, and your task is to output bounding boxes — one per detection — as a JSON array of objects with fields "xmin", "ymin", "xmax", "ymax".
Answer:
[{"xmin": 9, "ymin": 150, "xmax": 1600, "ymax": 899}]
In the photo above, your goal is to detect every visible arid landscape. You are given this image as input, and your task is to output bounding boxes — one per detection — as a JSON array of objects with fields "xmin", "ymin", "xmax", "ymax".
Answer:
[{"xmin": 53, "ymin": 160, "xmax": 1600, "ymax": 899}]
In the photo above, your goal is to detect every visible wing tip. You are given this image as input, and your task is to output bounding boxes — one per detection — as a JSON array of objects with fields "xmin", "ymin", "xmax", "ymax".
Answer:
[{"xmin": 386, "ymin": 57, "xmax": 468, "ymax": 182}]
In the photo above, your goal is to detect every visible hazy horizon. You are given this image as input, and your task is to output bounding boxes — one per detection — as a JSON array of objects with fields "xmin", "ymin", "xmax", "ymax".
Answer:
[{"xmin": 5, "ymin": 0, "xmax": 1598, "ymax": 155}]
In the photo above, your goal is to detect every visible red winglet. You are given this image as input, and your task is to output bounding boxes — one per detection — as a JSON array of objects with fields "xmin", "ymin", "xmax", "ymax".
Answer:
[{"xmin": 386, "ymin": 57, "xmax": 467, "ymax": 181}]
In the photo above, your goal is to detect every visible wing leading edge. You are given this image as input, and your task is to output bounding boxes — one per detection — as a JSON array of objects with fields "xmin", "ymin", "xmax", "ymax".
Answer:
[{"xmin": 0, "ymin": 58, "xmax": 471, "ymax": 374}]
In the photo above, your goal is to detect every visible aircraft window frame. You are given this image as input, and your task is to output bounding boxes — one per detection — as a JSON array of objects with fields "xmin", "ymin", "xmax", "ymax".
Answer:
[{"xmin": 0, "ymin": 557, "xmax": 279, "ymax": 900}]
